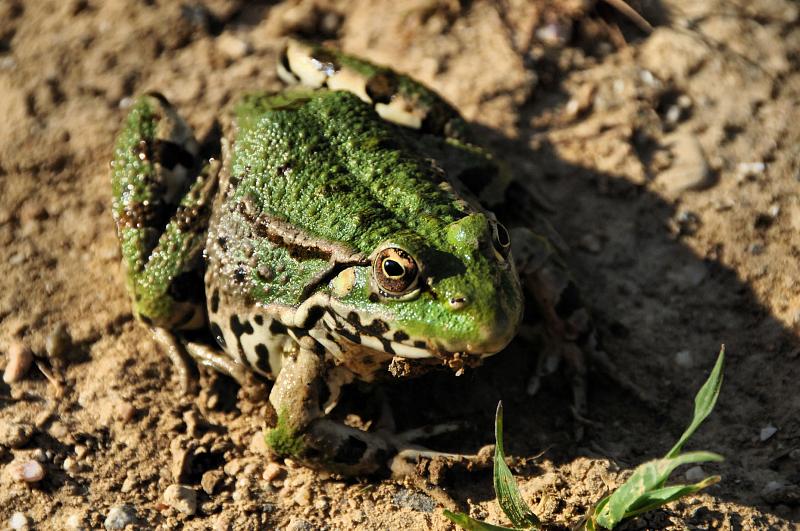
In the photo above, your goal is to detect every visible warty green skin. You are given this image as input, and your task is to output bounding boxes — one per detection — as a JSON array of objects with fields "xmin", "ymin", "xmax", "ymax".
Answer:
[{"xmin": 213, "ymin": 90, "xmax": 522, "ymax": 352}]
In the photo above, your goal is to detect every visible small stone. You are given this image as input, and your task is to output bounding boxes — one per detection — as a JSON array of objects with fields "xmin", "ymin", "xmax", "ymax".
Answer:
[
  {"xmin": 65, "ymin": 511, "xmax": 86, "ymax": 530},
  {"xmin": 674, "ymin": 350, "xmax": 694, "ymax": 368},
  {"xmin": 114, "ymin": 402, "xmax": 136, "ymax": 423},
  {"xmin": 736, "ymin": 161, "xmax": 766, "ymax": 179},
  {"xmin": 9, "ymin": 512, "xmax": 29, "ymax": 530},
  {"xmin": 3, "ymin": 341, "xmax": 33, "ymax": 383},
  {"xmin": 392, "ymin": 488, "xmax": 436, "ymax": 513},
  {"xmin": 45, "ymin": 323, "xmax": 71, "ymax": 359},
  {"xmin": 578, "ymin": 233, "xmax": 603, "ymax": 254},
  {"xmin": 263, "ymin": 462, "xmax": 284, "ymax": 482},
  {"xmin": 216, "ymin": 33, "xmax": 252, "ymax": 60},
  {"xmin": 8, "ymin": 459, "xmax": 45, "ymax": 483},
  {"xmin": 760, "ymin": 424, "xmax": 778, "ymax": 442},
  {"xmin": 684, "ymin": 465, "xmax": 705, "ymax": 483},
  {"xmin": 658, "ymin": 132, "xmax": 711, "ymax": 193},
  {"xmin": 286, "ymin": 518, "xmax": 314, "ymax": 531},
  {"xmin": 163, "ymin": 484, "xmax": 197, "ymax": 515},
  {"xmin": 249, "ymin": 430, "xmax": 270, "ymax": 455},
  {"xmin": 293, "ymin": 484, "xmax": 312, "ymax": 506},
  {"xmin": 749, "ymin": 242, "xmax": 765, "ymax": 255},
  {"xmin": 0, "ymin": 421, "xmax": 34, "ymax": 448},
  {"xmin": 314, "ymin": 497, "xmax": 329, "ymax": 511},
  {"xmin": 201, "ymin": 469, "xmax": 224, "ymax": 495},
  {"xmin": 104, "ymin": 505, "xmax": 138, "ymax": 530},
  {"xmin": 63, "ymin": 457, "xmax": 80, "ymax": 474}
]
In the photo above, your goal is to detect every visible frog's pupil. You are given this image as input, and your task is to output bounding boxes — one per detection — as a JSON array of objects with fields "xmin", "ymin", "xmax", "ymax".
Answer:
[
  {"xmin": 383, "ymin": 259, "xmax": 405, "ymax": 278},
  {"xmin": 496, "ymin": 223, "xmax": 510, "ymax": 248}
]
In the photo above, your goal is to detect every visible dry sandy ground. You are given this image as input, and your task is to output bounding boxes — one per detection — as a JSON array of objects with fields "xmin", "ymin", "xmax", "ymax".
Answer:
[{"xmin": 1, "ymin": 0, "xmax": 799, "ymax": 529}]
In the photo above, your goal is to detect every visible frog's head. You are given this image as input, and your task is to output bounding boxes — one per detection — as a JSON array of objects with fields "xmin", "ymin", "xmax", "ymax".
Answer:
[{"xmin": 327, "ymin": 212, "xmax": 523, "ymax": 363}]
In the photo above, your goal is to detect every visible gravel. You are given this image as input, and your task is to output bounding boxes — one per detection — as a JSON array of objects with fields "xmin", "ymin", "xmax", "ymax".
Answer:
[
  {"xmin": 3, "ymin": 342, "xmax": 33, "ymax": 384},
  {"xmin": 104, "ymin": 505, "xmax": 138, "ymax": 530},
  {"xmin": 163, "ymin": 484, "xmax": 198, "ymax": 515}
]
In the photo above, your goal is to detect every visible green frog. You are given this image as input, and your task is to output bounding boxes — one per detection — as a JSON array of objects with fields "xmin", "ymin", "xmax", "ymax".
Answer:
[{"xmin": 110, "ymin": 40, "xmax": 596, "ymax": 475}]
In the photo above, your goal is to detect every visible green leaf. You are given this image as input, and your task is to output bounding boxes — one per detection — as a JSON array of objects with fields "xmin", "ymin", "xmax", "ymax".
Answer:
[
  {"xmin": 594, "ymin": 452, "xmax": 723, "ymax": 528},
  {"xmin": 493, "ymin": 402, "xmax": 541, "ymax": 529},
  {"xmin": 626, "ymin": 476, "xmax": 721, "ymax": 516},
  {"xmin": 665, "ymin": 347, "xmax": 725, "ymax": 459},
  {"xmin": 443, "ymin": 510, "xmax": 521, "ymax": 531}
]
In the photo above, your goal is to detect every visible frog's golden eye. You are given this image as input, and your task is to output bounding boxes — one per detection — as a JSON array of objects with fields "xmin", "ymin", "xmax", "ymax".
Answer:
[
  {"xmin": 492, "ymin": 222, "xmax": 511, "ymax": 259},
  {"xmin": 373, "ymin": 248, "xmax": 420, "ymax": 296}
]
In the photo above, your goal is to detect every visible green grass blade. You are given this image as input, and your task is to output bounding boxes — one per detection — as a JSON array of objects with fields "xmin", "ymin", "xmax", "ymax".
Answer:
[
  {"xmin": 594, "ymin": 452, "xmax": 723, "ymax": 528},
  {"xmin": 665, "ymin": 347, "xmax": 725, "ymax": 459},
  {"xmin": 625, "ymin": 475, "xmax": 721, "ymax": 517},
  {"xmin": 494, "ymin": 402, "xmax": 541, "ymax": 529},
  {"xmin": 443, "ymin": 510, "xmax": 521, "ymax": 531}
]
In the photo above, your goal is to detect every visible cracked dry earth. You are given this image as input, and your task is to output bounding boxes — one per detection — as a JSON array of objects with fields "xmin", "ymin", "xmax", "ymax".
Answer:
[{"xmin": 1, "ymin": 0, "xmax": 800, "ymax": 529}]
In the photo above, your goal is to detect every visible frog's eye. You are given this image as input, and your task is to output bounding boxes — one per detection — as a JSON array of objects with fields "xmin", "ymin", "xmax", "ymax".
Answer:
[
  {"xmin": 492, "ymin": 222, "xmax": 512, "ymax": 259},
  {"xmin": 373, "ymin": 248, "xmax": 420, "ymax": 297}
]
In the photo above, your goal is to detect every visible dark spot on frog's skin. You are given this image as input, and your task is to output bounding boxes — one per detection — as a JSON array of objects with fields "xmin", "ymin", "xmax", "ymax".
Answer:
[
  {"xmin": 365, "ymin": 72, "xmax": 397, "ymax": 104},
  {"xmin": 210, "ymin": 289, "xmax": 220, "ymax": 314},
  {"xmin": 254, "ymin": 343, "xmax": 270, "ymax": 373},
  {"xmin": 310, "ymin": 49, "xmax": 340, "ymax": 77},
  {"xmin": 230, "ymin": 315, "xmax": 254, "ymax": 337},
  {"xmin": 217, "ymin": 236, "xmax": 227, "ymax": 251},
  {"xmin": 346, "ymin": 311, "xmax": 362, "ymax": 326},
  {"xmin": 325, "ymin": 332, "xmax": 335, "ymax": 341},
  {"xmin": 269, "ymin": 320, "xmax": 288, "ymax": 335},
  {"xmin": 336, "ymin": 326, "xmax": 361, "ymax": 345},
  {"xmin": 363, "ymin": 319, "xmax": 389, "ymax": 336},
  {"xmin": 152, "ymin": 139, "xmax": 196, "ymax": 171},
  {"xmin": 554, "ymin": 281, "xmax": 582, "ymax": 320},
  {"xmin": 333, "ymin": 435, "xmax": 368, "ymax": 466},
  {"xmin": 300, "ymin": 306, "xmax": 325, "ymax": 328},
  {"xmin": 253, "ymin": 314, "xmax": 264, "ymax": 326},
  {"xmin": 413, "ymin": 340, "xmax": 427, "ymax": 349},
  {"xmin": 140, "ymin": 314, "xmax": 153, "ymax": 326},
  {"xmin": 277, "ymin": 163, "xmax": 293, "ymax": 176},
  {"xmin": 362, "ymin": 354, "xmax": 374, "ymax": 366},
  {"xmin": 393, "ymin": 331, "xmax": 409, "ymax": 342},
  {"xmin": 175, "ymin": 204, "xmax": 209, "ymax": 233},
  {"xmin": 233, "ymin": 266, "xmax": 247, "ymax": 283},
  {"xmin": 368, "ymin": 293, "xmax": 379, "ymax": 303},
  {"xmin": 210, "ymin": 321, "xmax": 226, "ymax": 348}
]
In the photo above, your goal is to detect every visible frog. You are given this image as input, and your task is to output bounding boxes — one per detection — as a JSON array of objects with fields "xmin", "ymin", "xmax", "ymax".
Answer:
[{"xmin": 110, "ymin": 39, "xmax": 599, "ymax": 476}]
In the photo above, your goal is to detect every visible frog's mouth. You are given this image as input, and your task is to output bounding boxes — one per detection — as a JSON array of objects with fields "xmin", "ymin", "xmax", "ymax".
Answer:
[{"xmin": 319, "ymin": 308, "xmax": 507, "ymax": 361}]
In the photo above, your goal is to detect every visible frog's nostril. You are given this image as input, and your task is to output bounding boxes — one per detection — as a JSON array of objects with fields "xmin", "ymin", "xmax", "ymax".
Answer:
[{"xmin": 448, "ymin": 295, "xmax": 468, "ymax": 311}]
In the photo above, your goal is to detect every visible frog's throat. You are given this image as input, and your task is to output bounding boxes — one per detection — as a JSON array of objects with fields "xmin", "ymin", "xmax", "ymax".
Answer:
[{"xmin": 290, "ymin": 294, "xmax": 501, "ymax": 361}]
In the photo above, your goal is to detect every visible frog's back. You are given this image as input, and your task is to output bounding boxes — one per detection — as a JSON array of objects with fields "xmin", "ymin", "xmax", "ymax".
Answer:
[{"xmin": 225, "ymin": 90, "xmax": 471, "ymax": 256}]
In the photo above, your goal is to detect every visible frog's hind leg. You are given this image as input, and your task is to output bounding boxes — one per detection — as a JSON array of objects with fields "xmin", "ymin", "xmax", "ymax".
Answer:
[{"xmin": 112, "ymin": 93, "xmax": 219, "ymax": 391}]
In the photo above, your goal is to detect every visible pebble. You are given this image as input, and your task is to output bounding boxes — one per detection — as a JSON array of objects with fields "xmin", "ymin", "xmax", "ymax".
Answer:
[
  {"xmin": 658, "ymin": 132, "xmax": 711, "ymax": 193},
  {"xmin": 674, "ymin": 350, "xmax": 694, "ymax": 368},
  {"xmin": 63, "ymin": 457, "xmax": 80, "ymax": 474},
  {"xmin": 292, "ymin": 484, "xmax": 312, "ymax": 506},
  {"xmin": 760, "ymin": 424, "xmax": 778, "ymax": 442},
  {"xmin": 263, "ymin": 462, "xmax": 284, "ymax": 482},
  {"xmin": 216, "ymin": 33, "xmax": 252, "ymax": 60},
  {"xmin": 104, "ymin": 505, "xmax": 138, "ymax": 530},
  {"xmin": 736, "ymin": 161, "xmax": 766, "ymax": 180},
  {"xmin": 3, "ymin": 341, "xmax": 33, "ymax": 383},
  {"xmin": 201, "ymin": 469, "xmax": 224, "ymax": 495},
  {"xmin": 65, "ymin": 511, "xmax": 86, "ymax": 530},
  {"xmin": 8, "ymin": 459, "xmax": 45, "ymax": 483},
  {"xmin": 163, "ymin": 484, "xmax": 198, "ymax": 515},
  {"xmin": 684, "ymin": 465, "xmax": 706, "ymax": 483},
  {"xmin": 9, "ymin": 512, "xmax": 29, "ymax": 530},
  {"xmin": 0, "ymin": 421, "xmax": 34, "ymax": 448},
  {"xmin": 392, "ymin": 488, "xmax": 436, "ymax": 513},
  {"xmin": 45, "ymin": 323, "xmax": 71, "ymax": 359},
  {"xmin": 578, "ymin": 233, "xmax": 603, "ymax": 254}
]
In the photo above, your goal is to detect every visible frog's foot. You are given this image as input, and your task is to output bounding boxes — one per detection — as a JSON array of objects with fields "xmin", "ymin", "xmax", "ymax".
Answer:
[
  {"xmin": 184, "ymin": 341, "xmax": 268, "ymax": 402},
  {"xmin": 152, "ymin": 327, "xmax": 198, "ymax": 395}
]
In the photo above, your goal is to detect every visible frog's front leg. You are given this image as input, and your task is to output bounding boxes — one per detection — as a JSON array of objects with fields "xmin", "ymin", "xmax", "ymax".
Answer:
[
  {"xmin": 266, "ymin": 341, "xmax": 394, "ymax": 475},
  {"xmin": 111, "ymin": 93, "xmax": 218, "ymax": 391}
]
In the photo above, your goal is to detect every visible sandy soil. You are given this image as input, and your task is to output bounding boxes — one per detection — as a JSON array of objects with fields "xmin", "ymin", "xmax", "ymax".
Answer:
[{"xmin": 1, "ymin": 0, "xmax": 799, "ymax": 529}]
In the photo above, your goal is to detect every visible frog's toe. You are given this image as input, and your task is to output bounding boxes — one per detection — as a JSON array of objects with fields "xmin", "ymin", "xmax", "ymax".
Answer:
[
  {"xmin": 152, "ymin": 327, "xmax": 199, "ymax": 395},
  {"xmin": 388, "ymin": 446, "xmax": 489, "ymax": 479}
]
